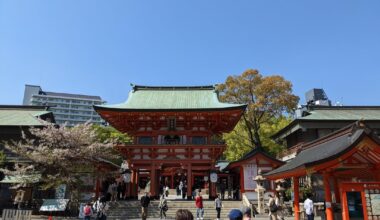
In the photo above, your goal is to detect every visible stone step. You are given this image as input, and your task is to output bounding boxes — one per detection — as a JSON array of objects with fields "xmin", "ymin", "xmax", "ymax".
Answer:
[{"xmin": 107, "ymin": 200, "xmax": 244, "ymax": 219}]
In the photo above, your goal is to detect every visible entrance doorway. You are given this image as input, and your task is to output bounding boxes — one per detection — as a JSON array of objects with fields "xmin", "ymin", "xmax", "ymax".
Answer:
[
  {"xmin": 341, "ymin": 182, "xmax": 380, "ymax": 220},
  {"xmin": 346, "ymin": 191, "xmax": 364, "ymax": 220}
]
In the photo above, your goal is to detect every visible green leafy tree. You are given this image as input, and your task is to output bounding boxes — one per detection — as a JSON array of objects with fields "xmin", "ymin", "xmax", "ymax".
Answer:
[
  {"xmin": 0, "ymin": 150, "xmax": 5, "ymax": 167},
  {"xmin": 0, "ymin": 150, "xmax": 5, "ymax": 181},
  {"xmin": 92, "ymin": 124, "xmax": 132, "ymax": 145},
  {"xmin": 218, "ymin": 69, "xmax": 299, "ymax": 159},
  {"xmin": 223, "ymin": 117, "xmax": 291, "ymax": 161}
]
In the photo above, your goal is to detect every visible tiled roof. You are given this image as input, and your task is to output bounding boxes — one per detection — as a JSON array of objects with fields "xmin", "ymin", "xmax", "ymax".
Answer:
[
  {"xmin": 302, "ymin": 106, "xmax": 380, "ymax": 120},
  {"xmin": 0, "ymin": 106, "xmax": 52, "ymax": 126},
  {"xmin": 265, "ymin": 122, "xmax": 379, "ymax": 177},
  {"xmin": 94, "ymin": 85, "xmax": 246, "ymax": 111},
  {"xmin": 273, "ymin": 106, "xmax": 380, "ymax": 140}
]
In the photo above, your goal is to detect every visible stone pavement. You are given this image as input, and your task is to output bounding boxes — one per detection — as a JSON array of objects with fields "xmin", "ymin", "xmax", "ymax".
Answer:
[{"xmin": 7, "ymin": 215, "xmax": 323, "ymax": 220}]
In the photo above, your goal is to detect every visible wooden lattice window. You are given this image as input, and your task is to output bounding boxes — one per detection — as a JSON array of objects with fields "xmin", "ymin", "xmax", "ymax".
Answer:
[{"xmin": 168, "ymin": 118, "xmax": 176, "ymax": 131}]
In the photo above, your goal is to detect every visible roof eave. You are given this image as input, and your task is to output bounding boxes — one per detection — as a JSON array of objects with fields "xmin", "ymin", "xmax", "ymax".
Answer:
[{"xmin": 93, "ymin": 105, "xmax": 247, "ymax": 113}]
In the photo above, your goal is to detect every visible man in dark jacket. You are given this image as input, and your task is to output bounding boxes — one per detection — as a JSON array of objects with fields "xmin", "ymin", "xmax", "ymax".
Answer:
[{"xmin": 141, "ymin": 192, "xmax": 151, "ymax": 220}]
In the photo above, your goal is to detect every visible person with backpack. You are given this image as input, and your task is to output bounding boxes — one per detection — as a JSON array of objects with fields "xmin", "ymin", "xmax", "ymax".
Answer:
[
  {"xmin": 83, "ymin": 202, "xmax": 93, "ymax": 220},
  {"xmin": 268, "ymin": 194, "xmax": 278, "ymax": 220},
  {"xmin": 141, "ymin": 192, "xmax": 151, "ymax": 220},
  {"xmin": 94, "ymin": 196, "xmax": 109, "ymax": 220},
  {"xmin": 159, "ymin": 194, "xmax": 168, "ymax": 219}
]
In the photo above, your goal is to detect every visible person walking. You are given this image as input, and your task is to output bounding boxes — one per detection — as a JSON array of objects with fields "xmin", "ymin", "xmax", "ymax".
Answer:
[
  {"xmin": 159, "ymin": 194, "xmax": 168, "ymax": 219},
  {"xmin": 268, "ymin": 194, "xmax": 278, "ymax": 220},
  {"xmin": 179, "ymin": 181, "xmax": 184, "ymax": 197},
  {"xmin": 275, "ymin": 193, "xmax": 285, "ymax": 220},
  {"xmin": 83, "ymin": 202, "xmax": 93, "ymax": 220},
  {"xmin": 110, "ymin": 181, "xmax": 117, "ymax": 202},
  {"xmin": 117, "ymin": 182, "xmax": 122, "ymax": 200},
  {"xmin": 182, "ymin": 184, "xmax": 187, "ymax": 199},
  {"xmin": 215, "ymin": 193, "xmax": 222, "ymax": 220},
  {"xmin": 304, "ymin": 194, "xmax": 314, "ymax": 220},
  {"xmin": 195, "ymin": 192, "xmax": 204, "ymax": 220},
  {"xmin": 140, "ymin": 192, "xmax": 151, "ymax": 220},
  {"xmin": 94, "ymin": 196, "xmax": 109, "ymax": 220}
]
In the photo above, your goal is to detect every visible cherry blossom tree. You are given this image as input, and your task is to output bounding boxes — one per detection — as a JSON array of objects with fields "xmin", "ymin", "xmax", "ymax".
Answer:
[{"xmin": 2, "ymin": 122, "xmax": 120, "ymax": 202}]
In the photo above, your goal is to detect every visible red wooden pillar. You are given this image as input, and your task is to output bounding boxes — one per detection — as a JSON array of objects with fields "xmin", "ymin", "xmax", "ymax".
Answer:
[
  {"xmin": 187, "ymin": 165, "xmax": 192, "ymax": 199},
  {"xmin": 150, "ymin": 167, "xmax": 157, "ymax": 197},
  {"xmin": 333, "ymin": 177, "xmax": 340, "ymax": 203},
  {"xmin": 133, "ymin": 170, "xmax": 139, "ymax": 198},
  {"xmin": 240, "ymin": 166, "xmax": 245, "ymax": 193},
  {"xmin": 323, "ymin": 173, "xmax": 334, "ymax": 220},
  {"xmin": 293, "ymin": 176, "xmax": 300, "ymax": 220}
]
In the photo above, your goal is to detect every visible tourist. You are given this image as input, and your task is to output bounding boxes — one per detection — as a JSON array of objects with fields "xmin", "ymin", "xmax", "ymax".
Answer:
[
  {"xmin": 228, "ymin": 209, "xmax": 243, "ymax": 220},
  {"xmin": 117, "ymin": 182, "xmax": 124, "ymax": 200},
  {"xmin": 121, "ymin": 181, "xmax": 127, "ymax": 199},
  {"xmin": 140, "ymin": 192, "xmax": 151, "ymax": 220},
  {"xmin": 164, "ymin": 185, "xmax": 170, "ymax": 198},
  {"xmin": 175, "ymin": 209, "xmax": 194, "ymax": 220},
  {"xmin": 268, "ymin": 194, "xmax": 278, "ymax": 220},
  {"xmin": 304, "ymin": 194, "xmax": 314, "ymax": 220},
  {"xmin": 275, "ymin": 193, "xmax": 285, "ymax": 220},
  {"xmin": 215, "ymin": 193, "xmax": 222, "ymax": 220},
  {"xmin": 182, "ymin": 184, "xmax": 187, "ymax": 199},
  {"xmin": 220, "ymin": 181, "xmax": 226, "ymax": 200},
  {"xmin": 83, "ymin": 202, "xmax": 93, "ymax": 220},
  {"xmin": 159, "ymin": 194, "xmax": 168, "ymax": 219},
  {"xmin": 195, "ymin": 192, "xmax": 204, "ymax": 220},
  {"xmin": 179, "ymin": 180, "xmax": 184, "ymax": 196},
  {"xmin": 110, "ymin": 181, "xmax": 117, "ymax": 202},
  {"xmin": 94, "ymin": 196, "xmax": 109, "ymax": 220},
  {"xmin": 241, "ymin": 206, "xmax": 252, "ymax": 220}
]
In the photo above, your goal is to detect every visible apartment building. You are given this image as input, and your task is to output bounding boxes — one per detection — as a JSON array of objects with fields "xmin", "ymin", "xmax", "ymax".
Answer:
[{"xmin": 23, "ymin": 85, "xmax": 105, "ymax": 126}]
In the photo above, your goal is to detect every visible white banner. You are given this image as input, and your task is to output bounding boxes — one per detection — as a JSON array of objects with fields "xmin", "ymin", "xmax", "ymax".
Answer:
[{"xmin": 243, "ymin": 163, "xmax": 257, "ymax": 190}]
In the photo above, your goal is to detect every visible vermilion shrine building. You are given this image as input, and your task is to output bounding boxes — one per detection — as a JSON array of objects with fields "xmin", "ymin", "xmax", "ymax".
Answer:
[
  {"xmin": 266, "ymin": 121, "xmax": 380, "ymax": 220},
  {"xmin": 94, "ymin": 85, "xmax": 248, "ymax": 199}
]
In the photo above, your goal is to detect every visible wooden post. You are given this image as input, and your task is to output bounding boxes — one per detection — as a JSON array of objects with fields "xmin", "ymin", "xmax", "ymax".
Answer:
[
  {"xmin": 240, "ymin": 166, "xmax": 245, "ymax": 193},
  {"xmin": 333, "ymin": 177, "xmax": 340, "ymax": 203},
  {"xmin": 294, "ymin": 176, "xmax": 300, "ymax": 220},
  {"xmin": 134, "ymin": 170, "xmax": 139, "ymax": 199},
  {"xmin": 323, "ymin": 173, "xmax": 334, "ymax": 220},
  {"xmin": 150, "ymin": 167, "xmax": 157, "ymax": 197},
  {"xmin": 187, "ymin": 165, "xmax": 192, "ymax": 199}
]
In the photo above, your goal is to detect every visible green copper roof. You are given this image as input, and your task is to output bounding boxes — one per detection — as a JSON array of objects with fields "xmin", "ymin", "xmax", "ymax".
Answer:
[
  {"xmin": 301, "ymin": 106, "xmax": 380, "ymax": 120},
  {"xmin": 0, "ymin": 106, "xmax": 52, "ymax": 126},
  {"xmin": 95, "ymin": 85, "xmax": 246, "ymax": 111},
  {"xmin": 273, "ymin": 106, "xmax": 380, "ymax": 140}
]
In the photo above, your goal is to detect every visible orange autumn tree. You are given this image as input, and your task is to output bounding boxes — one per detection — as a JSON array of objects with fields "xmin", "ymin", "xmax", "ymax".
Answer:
[{"xmin": 218, "ymin": 69, "xmax": 299, "ymax": 160}]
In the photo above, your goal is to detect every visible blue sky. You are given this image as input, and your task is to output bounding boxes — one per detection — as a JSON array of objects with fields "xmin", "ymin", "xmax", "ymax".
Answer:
[{"xmin": 1, "ymin": 0, "xmax": 379, "ymax": 105}]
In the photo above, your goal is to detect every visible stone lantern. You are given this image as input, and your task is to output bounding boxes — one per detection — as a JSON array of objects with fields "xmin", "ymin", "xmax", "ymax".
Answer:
[{"xmin": 254, "ymin": 169, "xmax": 266, "ymax": 214}]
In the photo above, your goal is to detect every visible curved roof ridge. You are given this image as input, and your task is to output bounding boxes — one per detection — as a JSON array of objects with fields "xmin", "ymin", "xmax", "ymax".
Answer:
[{"xmin": 132, "ymin": 84, "xmax": 216, "ymax": 91}]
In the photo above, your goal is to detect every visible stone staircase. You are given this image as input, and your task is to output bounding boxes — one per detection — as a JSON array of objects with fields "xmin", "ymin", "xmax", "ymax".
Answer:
[{"xmin": 107, "ymin": 199, "xmax": 243, "ymax": 220}]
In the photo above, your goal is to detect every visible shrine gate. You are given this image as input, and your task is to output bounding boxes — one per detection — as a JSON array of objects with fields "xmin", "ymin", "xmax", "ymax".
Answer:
[{"xmin": 94, "ymin": 85, "xmax": 246, "ymax": 199}]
